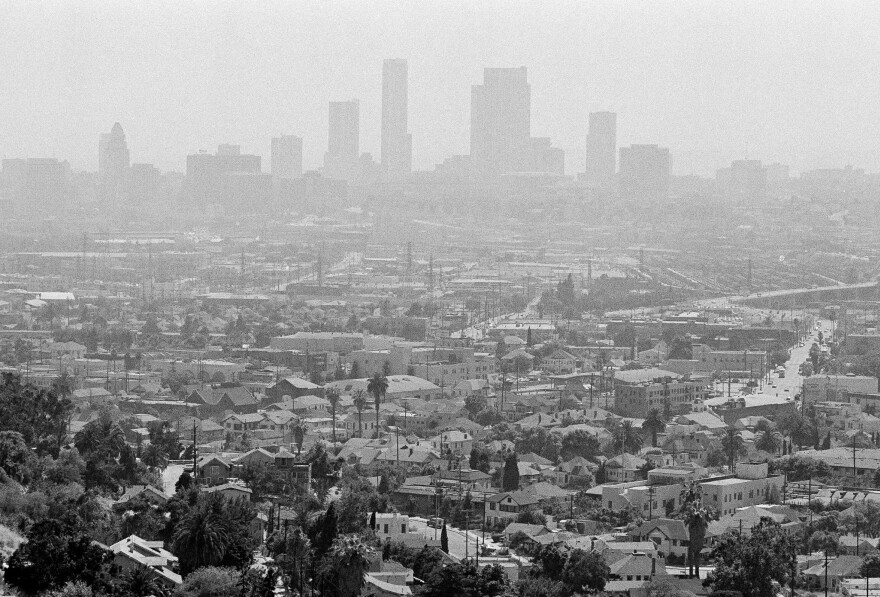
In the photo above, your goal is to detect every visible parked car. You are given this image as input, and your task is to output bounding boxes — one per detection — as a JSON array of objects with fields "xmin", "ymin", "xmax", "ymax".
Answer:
[{"xmin": 427, "ymin": 517, "xmax": 445, "ymax": 529}]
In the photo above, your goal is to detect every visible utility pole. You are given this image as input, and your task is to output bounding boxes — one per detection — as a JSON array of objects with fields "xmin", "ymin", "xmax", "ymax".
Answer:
[{"xmin": 192, "ymin": 422, "xmax": 199, "ymax": 489}]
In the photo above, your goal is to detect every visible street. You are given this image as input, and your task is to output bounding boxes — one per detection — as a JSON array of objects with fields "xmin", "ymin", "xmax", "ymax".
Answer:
[{"xmin": 407, "ymin": 516, "xmax": 500, "ymax": 561}]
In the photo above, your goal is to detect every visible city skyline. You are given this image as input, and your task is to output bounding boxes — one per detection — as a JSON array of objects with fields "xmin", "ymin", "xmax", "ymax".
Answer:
[{"xmin": 3, "ymin": 2, "xmax": 880, "ymax": 177}]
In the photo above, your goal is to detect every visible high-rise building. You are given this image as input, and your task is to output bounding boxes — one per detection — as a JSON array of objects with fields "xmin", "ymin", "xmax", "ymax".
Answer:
[
  {"xmin": 716, "ymin": 160, "xmax": 766, "ymax": 204},
  {"xmin": 324, "ymin": 100, "xmax": 359, "ymax": 180},
  {"xmin": 2, "ymin": 158, "xmax": 69, "ymax": 213},
  {"xmin": 618, "ymin": 144, "xmax": 671, "ymax": 204},
  {"xmin": 271, "ymin": 135, "xmax": 303, "ymax": 179},
  {"xmin": 186, "ymin": 145, "xmax": 261, "ymax": 207},
  {"xmin": 584, "ymin": 112, "xmax": 617, "ymax": 188},
  {"xmin": 98, "ymin": 122, "xmax": 130, "ymax": 202},
  {"xmin": 381, "ymin": 59, "xmax": 412, "ymax": 179},
  {"xmin": 470, "ymin": 67, "xmax": 531, "ymax": 177}
]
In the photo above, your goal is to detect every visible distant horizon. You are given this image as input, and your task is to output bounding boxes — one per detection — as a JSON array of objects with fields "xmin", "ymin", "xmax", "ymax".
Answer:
[{"xmin": 3, "ymin": 1, "xmax": 880, "ymax": 177}]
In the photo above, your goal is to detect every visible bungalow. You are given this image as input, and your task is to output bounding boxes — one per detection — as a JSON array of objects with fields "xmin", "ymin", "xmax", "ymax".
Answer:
[
  {"xmin": 803, "ymin": 555, "xmax": 864, "ymax": 592},
  {"xmin": 426, "ymin": 430, "xmax": 474, "ymax": 455},
  {"xmin": 266, "ymin": 376, "xmax": 323, "ymax": 402},
  {"xmin": 485, "ymin": 491, "xmax": 541, "ymax": 527},
  {"xmin": 223, "ymin": 412, "xmax": 266, "ymax": 436}
]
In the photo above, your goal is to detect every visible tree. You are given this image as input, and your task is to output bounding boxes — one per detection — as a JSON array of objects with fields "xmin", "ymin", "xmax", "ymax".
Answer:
[
  {"xmin": 517, "ymin": 510, "xmax": 547, "ymax": 526},
  {"xmin": 0, "ymin": 430, "xmax": 37, "ymax": 483},
  {"xmin": 822, "ymin": 431, "xmax": 832, "ymax": 449},
  {"xmin": 861, "ymin": 553, "xmax": 880, "ymax": 578},
  {"xmin": 121, "ymin": 564, "xmax": 165, "ymax": 597},
  {"xmin": 721, "ymin": 428, "xmax": 746, "ymax": 471},
  {"xmin": 141, "ymin": 443, "xmax": 169, "ymax": 471},
  {"xmin": 559, "ymin": 429, "xmax": 601, "ymax": 461},
  {"xmin": 4, "ymin": 519, "xmax": 112, "ymax": 595},
  {"xmin": 503, "ymin": 452, "xmax": 520, "ymax": 491},
  {"xmin": 326, "ymin": 388, "xmax": 341, "ymax": 444},
  {"xmin": 679, "ymin": 482, "xmax": 711, "ymax": 578},
  {"xmin": 755, "ymin": 431, "xmax": 781, "ymax": 455},
  {"xmin": 667, "ymin": 336, "xmax": 693, "ymax": 360},
  {"xmin": 352, "ymin": 390, "xmax": 368, "ymax": 438},
  {"xmin": 469, "ymin": 446, "xmax": 491, "ymax": 473},
  {"xmin": 440, "ymin": 522, "xmax": 449, "ymax": 553},
  {"xmin": 705, "ymin": 518, "xmax": 797, "ymax": 597},
  {"xmin": 171, "ymin": 496, "xmax": 230, "ymax": 575},
  {"xmin": 642, "ymin": 408, "xmax": 666, "ymax": 448},
  {"xmin": 561, "ymin": 549, "xmax": 610, "ymax": 594},
  {"xmin": 465, "ymin": 394, "xmax": 488, "ymax": 418},
  {"xmin": 175, "ymin": 470, "xmax": 193, "ymax": 493},
  {"xmin": 808, "ymin": 530, "xmax": 841, "ymax": 554},
  {"xmin": 173, "ymin": 566, "xmax": 240, "ymax": 597},
  {"xmin": 612, "ymin": 419, "xmax": 643, "ymax": 454},
  {"xmin": 367, "ymin": 373, "xmax": 389, "ymax": 438},
  {"xmin": 318, "ymin": 534, "xmax": 372, "ymax": 597},
  {"xmin": 532, "ymin": 544, "xmax": 568, "ymax": 580},
  {"xmin": 0, "ymin": 373, "xmax": 73, "ymax": 455}
]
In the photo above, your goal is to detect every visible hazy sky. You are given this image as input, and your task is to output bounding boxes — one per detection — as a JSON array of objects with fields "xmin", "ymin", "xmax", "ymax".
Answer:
[{"xmin": 2, "ymin": 1, "xmax": 880, "ymax": 177}]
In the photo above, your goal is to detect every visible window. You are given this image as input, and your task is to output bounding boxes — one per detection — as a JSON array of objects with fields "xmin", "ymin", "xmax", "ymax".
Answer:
[
  {"xmin": 401, "ymin": 524, "xmax": 406, "ymax": 533},
  {"xmin": 383, "ymin": 524, "xmax": 389, "ymax": 534},
  {"xmin": 210, "ymin": 466, "xmax": 219, "ymax": 476}
]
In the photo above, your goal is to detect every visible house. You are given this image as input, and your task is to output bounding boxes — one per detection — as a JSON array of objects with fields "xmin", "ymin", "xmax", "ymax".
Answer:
[
  {"xmin": 202, "ymin": 482, "xmax": 252, "ymax": 502},
  {"xmin": 607, "ymin": 551, "xmax": 667, "ymax": 583},
  {"xmin": 426, "ymin": 430, "xmax": 474, "ymax": 455},
  {"xmin": 223, "ymin": 412, "xmax": 266, "ymax": 436},
  {"xmin": 485, "ymin": 491, "xmax": 541, "ymax": 527},
  {"xmin": 266, "ymin": 376, "xmax": 323, "ymax": 402},
  {"xmin": 433, "ymin": 468, "xmax": 492, "ymax": 491},
  {"xmin": 628, "ymin": 518, "xmax": 690, "ymax": 560},
  {"xmin": 803, "ymin": 555, "xmax": 864, "ymax": 591},
  {"xmin": 187, "ymin": 385, "xmax": 260, "ymax": 414},
  {"xmin": 108, "ymin": 535, "xmax": 181, "ymax": 588},
  {"xmin": 289, "ymin": 394, "xmax": 331, "ymax": 415},
  {"xmin": 371, "ymin": 512, "xmax": 410, "ymax": 540},
  {"xmin": 453, "ymin": 379, "xmax": 492, "ymax": 399},
  {"xmin": 557, "ymin": 456, "xmax": 596, "ymax": 486},
  {"xmin": 115, "ymin": 484, "xmax": 168, "ymax": 508},
  {"xmin": 233, "ymin": 447, "xmax": 276, "ymax": 468},
  {"xmin": 605, "ymin": 453, "xmax": 648, "ymax": 483},
  {"xmin": 542, "ymin": 349, "xmax": 578, "ymax": 374},
  {"xmin": 197, "ymin": 454, "xmax": 233, "ymax": 486}
]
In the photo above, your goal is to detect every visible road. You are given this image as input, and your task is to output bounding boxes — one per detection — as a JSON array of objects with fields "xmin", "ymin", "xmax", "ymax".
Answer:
[{"xmin": 407, "ymin": 516, "xmax": 501, "ymax": 561}]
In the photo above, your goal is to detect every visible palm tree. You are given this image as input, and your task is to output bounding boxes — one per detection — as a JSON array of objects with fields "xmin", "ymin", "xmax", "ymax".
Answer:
[
  {"xmin": 123, "ymin": 563, "xmax": 165, "ymax": 597},
  {"xmin": 366, "ymin": 373, "xmax": 388, "ymax": 439},
  {"xmin": 326, "ymin": 388, "xmax": 341, "ymax": 444},
  {"xmin": 642, "ymin": 408, "xmax": 666, "ymax": 447},
  {"xmin": 141, "ymin": 443, "xmax": 169, "ymax": 471},
  {"xmin": 324, "ymin": 534, "xmax": 371, "ymax": 597},
  {"xmin": 352, "ymin": 390, "xmax": 368, "ymax": 438},
  {"xmin": 721, "ymin": 428, "xmax": 747, "ymax": 472},
  {"xmin": 172, "ymin": 499, "xmax": 229, "ymax": 575},
  {"xmin": 613, "ymin": 419, "xmax": 642, "ymax": 454},
  {"xmin": 679, "ymin": 482, "xmax": 711, "ymax": 578}
]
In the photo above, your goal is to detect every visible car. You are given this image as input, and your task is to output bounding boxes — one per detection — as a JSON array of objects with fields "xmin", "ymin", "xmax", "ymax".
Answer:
[
  {"xmin": 772, "ymin": 384, "xmax": 777, "ymax": 388},
  {"xmin": 784, "ymin": 388, "xmax": 790, "ymax": 392},
  {"xmin": 427, "ymin": 517, "xmax": 445, "ymax": 529}
]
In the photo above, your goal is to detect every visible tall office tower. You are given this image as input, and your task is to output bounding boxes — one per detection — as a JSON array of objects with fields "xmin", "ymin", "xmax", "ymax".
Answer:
[
  {"xmin": 98, "ymin": 122, "xmax": 130, "ymax": 202},
  {"xmin": 716, "ymin": 159, "xmax": 767, "ymax": 204},
  {"xmin": 584, "ymin": 112, "xmax": 617, "ymax": 188},
  {"xmin": 618, "ymin": 144, "xmax": 671, "ymax": 204},
  {"xmin": 271, "ymin": 135, "xmax": 303, "ymax": 179},
  {"xmin": 381, "ymin": 59, "xmax": 412, "ymax": 179},
  {"xmin": 470, "ymin": 67, "xmax": 531, "ymax": 177},
  {"xmin": 186, "ymin": 144, "xmax": 262, "ymax": 208},
  {"xmin": 323, "ymin": 100, "xmax": 360, "ymax": 180}
]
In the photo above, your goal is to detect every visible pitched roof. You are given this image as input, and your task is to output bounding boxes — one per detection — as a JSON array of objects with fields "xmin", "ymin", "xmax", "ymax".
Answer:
[{"xmin": 630, "ymin": 518, "xmax": 689, "ymax": 541}]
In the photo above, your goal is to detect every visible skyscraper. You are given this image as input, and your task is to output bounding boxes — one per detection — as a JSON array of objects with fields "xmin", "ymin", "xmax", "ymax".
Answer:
[
  {"xmin": 271, "ymin": 135, "xmax": 303, "ymax": 179},
  {"xmin": 584, "ymin": 112, "xmax": 616, "ymax": 188},
  {"xmin": 618, "ymin": 144, "xmax": 671, "ymax": 204},
  {"xmin": 324, "ymin": 100, "xmax": 359, "ymax": 180},
  {"xmin": 470, "ymin": 67, "xmax": 531, "ymax": 177},
  {"xmin": 98, "ymin": 122, "xmax": 130, "ymax": 202},
  {"xmin": 381, "ymin": 59, "xmax": 412, "ymax": 179}
]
